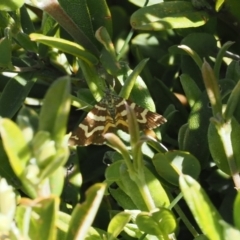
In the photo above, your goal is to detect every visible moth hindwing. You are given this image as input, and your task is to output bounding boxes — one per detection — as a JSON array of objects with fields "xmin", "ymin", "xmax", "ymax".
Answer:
[{"xmin": 70, "ymin": 92, "xmax": 166, "ymax": 146}]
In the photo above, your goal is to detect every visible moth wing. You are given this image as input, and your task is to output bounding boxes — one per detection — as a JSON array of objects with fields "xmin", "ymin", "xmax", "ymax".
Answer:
[
  {"xmin": 114, "ymin": 98, "xmax": 129, "ymax": 133},
  {"xmin": 126, "ymin": 100, "xmax": 166, "ymax": 130},
  {"xmin": 70, "ymin": 103, "xmax": 116, "ymax": 146}
]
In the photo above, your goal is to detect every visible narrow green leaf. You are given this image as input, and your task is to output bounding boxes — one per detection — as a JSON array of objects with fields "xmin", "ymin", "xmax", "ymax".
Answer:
[
  {"xmin": 180, "ymin": 175, "xmax": 224, "ymax": 240},
  {"xmin": 108, "ymin": 212, "xmax": 131, "ymax": 238},
  {"xmin": 208, "ymin": 117, "xmax": 240, "ymax": 175},
  {"xmin": 15, "ymin": 32, "xmax": 38, "ymax": 52},
  {"xmin": 182, "ymin": 92, "xmax": 212, "ymax": 164},
  {"xmin": 130, "ymin": 2, "xmax": 209, "ymax": 30},
  {"xmin": 153, "ymin": 151, "xmax": 201, "ymax": 186},
  {"xmin": 178, "ymin": 45, "xmax": 203, "ymax": 70},
  {"xmin": 0, "ymin": 72, "xmax": 36, "ymax": 118},
  {"xmin": 201, "ymin": 60, "xmax": 222, "ymax": 116},
  {"xmin": 180, "ymin": 74, "xmax": 202, "ymax": 108},
  {"xmin": 87, "ymin": 0, "xmax": 112, "ymax": 37},
  {"xmin": 48, "ymin": 166, "xmax": 64, "ymax": 196},
  {"xmin": 119, "ymin": 59, "xmax": 149, "ymax": 99},
  {"xmin": 105, "ymin": 160, "xmax": 123, "ymax": 182},
  {"xmin": 119, "ymin": 163, "xmax": 149, "ymax": 211},
  {"xmin": 0, "ymin": 35, "xmax": 12, "ymax": 69},
  {"xmin": 30, "ymin": 33, "xmax": 98, "ymax": 65},
  {"xmin": 126, "ymin": 103, "xmax": 140, "ymax": 149},
  {"xmin": 224, "ymin": 81, "xmax": 240, "ymax": 121},
  {"xmin": 214, "ymin": 41, "xmax": 234, "ymax": 80},
  {"xmin": 136, "ymin": 212, "xmax": 162, "ymax": 236},
  {"xmin": 20, "ymin": 5, "xmax": 36, "ymax": 34},
  {"xmin": 32, "ymin": 131, "xmax": 57, "ymax": 169},
  {"xmin": 234, "ymin": 192, "xmax": 240, "ymax": 229},
  {"xmin": 178, "ymin": 123, "xmax": 189, "ymax": 150},
  {"xmin": 38, "ymin": 146, "xmax": 68, "ymax": 181},
  {"xmin": 120, "ymin": 163, "xmax": 170, "ymax": 211},
  {"xmin": 104, "ymin": 133, "xmax": 133, "ymax": 171},
  {"xmin": 17, "ymin": 106, "xmax": 39, "ymax": 144},
  {"xmin": 16, "ymin": 197, "xmax": 59, "ymax": 240},
  {"xmin": 39, "ymin": 76, "xmax": 71, "ymax": 143},
  {"xmin": 66, "ymin": 183, "xmax": 106, "ymax": 240},
  {"xmin": 0, "ymin": 118, "xmax": 31, "ymax": 177},
  {"xmin": 136, "ymin": 208, "xmax": 176, "ymax": 236},
  {"xmin": 56, "ymin": 211, "xmax": 71, "ymax": 235},
  {"xmin": 32, "ymin": 197, "xmax": 59, "ymax": 240},
  {"xmin": 96, "ymin": 27, "xmax": 116, "ymax": 59},
  {"xmin": 0, "ymin": 0, "xmax": 24, "ymax": 11},
  {"xmin": 109, "ymin": 187, "xmax": 137, "ymax": 210},
  {"xmin": 78, "ymin": 60, "xmax": 104, "ymax": 102},
  {"xmin": 225, "ymin": 60, "xmax": 240, "ymax": 83},
  {"xmin": 220, "ymin": 221, "xmax": 240, "ymax": 240}
]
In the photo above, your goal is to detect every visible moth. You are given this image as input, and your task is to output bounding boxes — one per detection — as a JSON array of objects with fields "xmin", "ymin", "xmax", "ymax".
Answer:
[{"xmin": 70, "ymin": 91, "xmax": 166, "ymax": 146}]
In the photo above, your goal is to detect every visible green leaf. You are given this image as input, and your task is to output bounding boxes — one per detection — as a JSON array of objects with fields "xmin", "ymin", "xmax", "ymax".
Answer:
[
  {"xmin": 39, "ymin": 76, "xmax": 71, "ymax": 143},
  {"xmin": 48, "ymin": 166, "xmax": 64, "ymax": 196},
  {"xmin": 214, "ymin": 41, "xmax": 234, "ymax": 80},
  {"xmin": 220, "ymin": 221, "xmax": 240, "ymax": 240},
  {"xmin": 38, "ymin": 146, "xmax": 68, "ymax": 181},
  {"xmin": 0, "ymin": 34, "xmax": 12, "ymax": 69},
  {"xmin": 20, "ymin": 5, "xmax": 36, "ymax": 34},
  {"xmin": 222, "ymin": 0, "xmax": 240, "ymax": 24},
  {"xmin": 208, "ymin": 117, "xmax": 240, "ymax": 175},
  {"xmin": 14, "ymin": 32, "xmax": 38, "ymax": 52},
  {"xmin": 109, "ymin": 187, "xmax": 137, "ymax": 210},
  {"xmin": 234, "ymin": 192, "xmax": 240, "ymax": 229},
  {"xmin": 181, "ymin": 92, "xmax": 212, "ymax": 165},
  {"xmin": 17, "ymin": 106, "xmax": 39, "ymax": 144},
  {"xmin": 105, "ymin": 160, "xmax": 123, "ymax": 182},
  {"xmin": 224, "ymin": 81, "xmax": 240, "ymax": 121},
  {"xmin": 104, "ymin": 134, "xmax": 132, "ymax": 170},
  {"xmin": 107, "ymin": 212, "xmax": 131, "ymax": 238},
  {"xmin": 29, "ymin": 33, "xmax": 99, "ymax": 65},
  {"xmin": 180, "ymin": 74, "xmax": 202, "ymax": 108},
  {"xmin": 56, "ymin": 211, "xmax": 71, "ymax": 236},
  {"xmin": 153, "ymin": 151, "xmax": 201, "ymax": 186},
  {"xmin": 225, "ymin": 60, "xmax": 240, "ymax": 83},
  {"xmin": 0, "ymin": 0, "xmax": 24, "ymax": 11},
  {"xmin": 16, "ymin": 196, "xmax": 59, "ymax": 240},
  {"xmin": 178, "ymin": 123, "xmax": 189, "ymax": 151},
  {"xmin": 33, "ymin": 197, "xmax": 59, "ymax": 240},
  {"xmin": 78, "ymin": 60, "xmax": 105, "ymax": 102},
  {"xmin": 65, "ymin": 183, "xmax": 106, "ymax": 240},
  {"xmin": 0, "ymin": 140, "xmax": 20, "ymax": 187},
  {"xmin": 0, "ymin": 118, "xmax": 31, "ymax": 177},
  {"xmin": 178, "ymin": 45, "xmax": 203, "ymax": 69},
  {"xmin": 119, "ymin": 59, "xmax": 149, "ymax": 100},
  {"xmin": 0, "ymin": 72, "xmax": 36, "ymax": 118},
  {"xmin": 32, "ymin": 131, "xmax": 57, "ymax": 169},
  {"xmin": 201, "ymin": 60, "xmax": 222, "ymax": 117},
  {"xmin": 0, "ymin": 118, "xmax": 39, "ymax": 198},
  {"xmin": 120, "ymin": 163, "xmax": 170, "ymax": 210},
  {"xmin": 178, "ymin": 33, "xmax": 218, "ymax": 90},
  {"xmin": 87, "ymin": 0, "xmax": 112, "ymax": 37},
  {"xmin": 58, "ymin": 0, "xmax": 112, "ymax": 50},
  {"xmin": 130, "ymin": 2, "xmax": 209, "ymax": 30},
  {"xmin": 180, "ymin": 175, "xmax": 224, "ymax": 240},
  {"xmin": 136, "ymin": 208, "xmax": 177, "ymax": 236},
  {"xmin": 215, "ymin": 0, "xmax": 225, "ymax": 12}
]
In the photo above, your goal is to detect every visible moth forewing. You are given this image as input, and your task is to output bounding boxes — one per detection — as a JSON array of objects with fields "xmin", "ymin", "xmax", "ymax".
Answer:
[
  {"xmin": 126, "ymin": 100, "xmax": 167, "ymax": 130},
  {"xmin": 70, "ymin": 92, "xmax": 166, "ymax": 146}
]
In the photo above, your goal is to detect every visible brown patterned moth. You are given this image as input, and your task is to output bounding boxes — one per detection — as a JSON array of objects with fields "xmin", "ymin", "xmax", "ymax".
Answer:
[{"xmin": 70, "ymin": 90, "xmax": 166, "ymax": 146}]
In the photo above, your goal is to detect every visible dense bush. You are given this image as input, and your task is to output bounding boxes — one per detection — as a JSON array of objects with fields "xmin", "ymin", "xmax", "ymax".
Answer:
[{"xmin": 0, "ymin": 0, "xmax": 240, "ymax": 239}]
